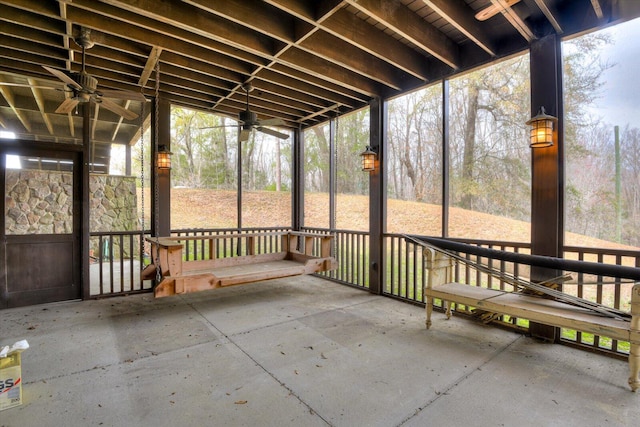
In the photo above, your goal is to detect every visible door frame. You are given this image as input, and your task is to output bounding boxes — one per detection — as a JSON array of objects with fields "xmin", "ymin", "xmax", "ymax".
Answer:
[{"xmin": 0, "ymin": 140, "xmax": 87, "ymax": 308}]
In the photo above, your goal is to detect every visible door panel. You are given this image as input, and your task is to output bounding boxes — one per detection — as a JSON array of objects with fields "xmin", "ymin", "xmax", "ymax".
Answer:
[{"xmin": 5, "ymin": 236, "xmax": 77, "ymax": 306}]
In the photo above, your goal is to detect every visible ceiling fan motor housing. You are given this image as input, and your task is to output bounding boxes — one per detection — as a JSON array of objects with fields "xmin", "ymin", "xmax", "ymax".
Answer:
[
  {"xmin": 74, "ymin": 72, "xmax": 98, "ymax": 100},
  {"xmin": 239, "ymin": 109, "xmax": 258, "ymax": 126}
]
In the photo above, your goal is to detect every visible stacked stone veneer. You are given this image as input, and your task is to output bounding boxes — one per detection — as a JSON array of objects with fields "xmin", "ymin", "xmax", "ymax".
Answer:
[{"xmin": 5, "ymin": 170, "xmax": 139, "ymax": 257}]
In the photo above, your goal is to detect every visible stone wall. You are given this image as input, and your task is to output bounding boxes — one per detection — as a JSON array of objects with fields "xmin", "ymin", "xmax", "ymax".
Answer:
[
  {"xmin": 5, "ymin": 170, "xmax": 139, "ymax": 257},
  {"xmin": 5, "ymin": 170, "xmax": 74, "ymax": 235},
  {"xmin": 89, "ymin": 174, "xmax": 138, "ymax": 233}
]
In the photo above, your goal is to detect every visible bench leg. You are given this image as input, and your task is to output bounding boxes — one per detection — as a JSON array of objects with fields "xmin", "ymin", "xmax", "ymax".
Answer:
[
  {"xmin": 426, "ymin": 294, "xmax": 433, "ymax": 329},
  {"xmin": 630, "ymin": 343, "xmax": 640, "ymax": 392},
  {"xmin": 445, "ymin": 300, "xmax": 452, "ymax": 320}
]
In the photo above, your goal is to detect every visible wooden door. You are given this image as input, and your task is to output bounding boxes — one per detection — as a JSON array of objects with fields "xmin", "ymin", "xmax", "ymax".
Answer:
[{"xmin": 1, "ymin": 149, "xmax": 81, "ymax": 308}]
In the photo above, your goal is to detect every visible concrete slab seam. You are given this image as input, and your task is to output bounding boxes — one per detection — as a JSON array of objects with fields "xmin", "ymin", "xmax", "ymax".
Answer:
[
  {"xmin": 181, "ymin": 296, "xmax": 334, "ymax": 426},
  {"xmin": 396, "ymin": 334, "xmax": 524, "ymax": 426}
]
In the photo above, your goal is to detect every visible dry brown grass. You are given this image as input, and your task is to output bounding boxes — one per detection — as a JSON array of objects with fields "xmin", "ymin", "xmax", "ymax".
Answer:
[{"xmin": 141, "ymin": 188, "xmax": 636, "ymax": 251}]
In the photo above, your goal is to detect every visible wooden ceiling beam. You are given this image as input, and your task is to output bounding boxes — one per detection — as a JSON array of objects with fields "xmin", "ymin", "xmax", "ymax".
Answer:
[
  {"xmin": 489, "ymin": 0, "xmax": 536, "ymax": 42},
  {"xmin": 532, "ymin": 0, "xmax": 563, "ymax": 34},
  {"xmin": 28, "ymin": 78, "xmax": 54, "ymax": 134},
  {"xmin": 0, "ymin": 75, "xmax": 32, "ymax": 132}
]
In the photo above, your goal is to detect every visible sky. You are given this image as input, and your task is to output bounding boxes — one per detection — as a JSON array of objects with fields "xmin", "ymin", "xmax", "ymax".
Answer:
[{"xmin": 584, "ymin": 17, "xmax": 640, "ymax": 129}]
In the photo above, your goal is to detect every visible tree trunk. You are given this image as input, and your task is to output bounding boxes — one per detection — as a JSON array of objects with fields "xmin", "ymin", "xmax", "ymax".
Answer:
[
  {"xmin": 460, "ymin": 84, "xmax": 479, "ymax": 210},
  {"xmin": 276, "ymin": 138, "xmax": 282, "ymax": 192}
]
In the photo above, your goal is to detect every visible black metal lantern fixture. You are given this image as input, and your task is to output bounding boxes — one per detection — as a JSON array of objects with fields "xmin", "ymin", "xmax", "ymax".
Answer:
[
  {"xmin": 526, "ymin": 107, "xmax": 557, "ymax": 148},
  {"xmin": 156, "ymin": 145, "xmax": 172, "ymax": 170},
  {"xmin": 360, "ymin": 145, "xmax": 377, "ymax": 172}
]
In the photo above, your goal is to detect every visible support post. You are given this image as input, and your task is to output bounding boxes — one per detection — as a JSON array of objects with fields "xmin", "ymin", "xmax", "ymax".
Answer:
[
  {"xmin": 151, "ymin": 96, "xmax": 171, "ymax": 237},
  {"xmin": 81, "ymin": 102, "xmax": 91, "ymax": 299},
  {"xmin": 368, "ymin": 97, "xmax": 385, "ymax": 295},
  {"xmin": 529, "ymin": 34, "xmax": 564, "ymax": 341},
  {"xmin": 292, "ymin": 127, "xmax": 304, "ymax": 231}
]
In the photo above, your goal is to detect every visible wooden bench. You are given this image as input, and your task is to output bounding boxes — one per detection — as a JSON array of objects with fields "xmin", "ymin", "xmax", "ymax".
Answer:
[
  {"xmin": 143, "ymin": 231, "xmax": 337, "ymax": 298},
  {"xmin": 421, "ymin": 246, "xmax": 640, "ymax": 391}
]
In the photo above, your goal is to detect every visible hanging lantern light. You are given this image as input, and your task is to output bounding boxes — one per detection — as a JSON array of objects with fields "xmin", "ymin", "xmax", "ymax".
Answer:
[
  {"xmin": 360, "ymin": 145, "xmax": 377, "ymax": 172},
  {"xmin": 526, "ymin": 107, "xmax": 557, "ymax": 148},
  {"xmin": 156, "ymin": 145, "xmax": 172, "ymax": 170}
]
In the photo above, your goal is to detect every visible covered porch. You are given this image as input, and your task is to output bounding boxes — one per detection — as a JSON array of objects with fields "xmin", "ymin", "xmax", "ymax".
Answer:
[{"xmin": 1, "ymin": 275, "xmax": 636, "ymax": 426}]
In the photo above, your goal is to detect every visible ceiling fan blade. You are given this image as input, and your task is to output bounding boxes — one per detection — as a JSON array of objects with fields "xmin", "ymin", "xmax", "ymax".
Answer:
[
  {"xmin": 43, "ymin": 65, "xmax": 82, "ymax": 90},
  {"xmin": 199, "ymin": 125, "xmax": 236, "ymax": 129},
  {"xmin": 98, "ymin": 88, "xmax": 147, "ymax": 102},
  {"xmin": 257, "ymin": 126, "xmax": 290, "ymax": 140},
  {"xmin": 55, "ymin": 98, "xmax": 81, "ymax": 114},
  {"xmin": 239, "ymin": 128, "xmax": 251, "ymax": 142},
  {"xmin": 258, "ymin": 118, "xmax": 286, "ymax": 127},
  {"xmin": 98, "ymin": 97, "xmax": 139, "ymax": 120}
]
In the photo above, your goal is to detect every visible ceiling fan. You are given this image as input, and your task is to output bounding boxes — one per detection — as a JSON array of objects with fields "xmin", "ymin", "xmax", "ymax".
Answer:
[
  {"xmin": 203, "ymin": 82, "xmax": 289, "ymax": 142},
  {"xmin": 0, "ymin": 27, "xmax": 145, "ymax": 120}
]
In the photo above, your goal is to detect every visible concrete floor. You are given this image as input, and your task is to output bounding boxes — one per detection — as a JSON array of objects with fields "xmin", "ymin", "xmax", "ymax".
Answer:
[{"xmin": 1, "ymin": 275, "xmax": 638, "ymax": 427}]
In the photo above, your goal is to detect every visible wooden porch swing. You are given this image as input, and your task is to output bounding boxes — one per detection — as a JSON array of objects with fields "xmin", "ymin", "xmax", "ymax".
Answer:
[{"xmin": 142, "ymin": 231, "xmax": 337, "ymax": 298}]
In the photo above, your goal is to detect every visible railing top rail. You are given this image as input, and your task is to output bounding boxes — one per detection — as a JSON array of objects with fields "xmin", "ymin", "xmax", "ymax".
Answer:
[
  {"xmin": 409, "ymin": 235, "xmax": 640, "ymax": 281},
  {"xmin": 152, "ymin": 230, "xmax": 334, "ymax": 243}
]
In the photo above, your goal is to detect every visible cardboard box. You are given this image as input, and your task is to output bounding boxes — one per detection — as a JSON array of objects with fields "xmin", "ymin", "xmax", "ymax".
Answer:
[
  {"xmin": 0, "ymin": 340, "xmax": 28, "ymax": 411},
  {"xmin": 0, "ymin": 352, "xmax": 22, "ymax": 411}
]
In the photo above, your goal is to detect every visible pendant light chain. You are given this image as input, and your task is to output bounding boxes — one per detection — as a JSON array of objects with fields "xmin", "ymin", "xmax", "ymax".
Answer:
[
  {"xmin": 153, "ymin": 60, "xmax": 162, "ymax": 283},
  {"xmin": 154, "ymin": 60, "xmax": 160, "ymax": 237},
  {"xmin": 139, "ymin": 100, "xmax": 146, "ymax": 267}
]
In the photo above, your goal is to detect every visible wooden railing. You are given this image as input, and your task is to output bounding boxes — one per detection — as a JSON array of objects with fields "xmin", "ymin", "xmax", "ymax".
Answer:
[{"xmin": 90, "ymin": 228, "xmax": 640, "ymax": 359}]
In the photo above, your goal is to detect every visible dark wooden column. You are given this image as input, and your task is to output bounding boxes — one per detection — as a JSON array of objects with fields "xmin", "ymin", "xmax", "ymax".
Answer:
[
  {"xmin": 529, "ymin": 34, "xmax": 564, "ymax": 341},
  {"xmin": 81, "ymin": 102, "xmax": 91, "ymax": 299},
  {"xmin": 151, "ymin": 96, "xmax": 172, "ymax": 237},
  {"xmin": 368, "ymin": 97, "xmax": 385, "ymax": 294},
  {"xmin": 292, "ymin": 126, "xmax": 304, "ymax": 230}
]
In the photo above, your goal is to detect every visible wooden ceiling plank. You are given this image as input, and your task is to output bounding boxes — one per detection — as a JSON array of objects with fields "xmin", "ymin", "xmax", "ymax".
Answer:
[
  {"xmin": 66, "ymin": 0, "xmax": 378, "ymax": 103},
  {"xmin": 322, "ymin": 8, "xmax": 430, "ymax": 81},
  {"xmin": 158, "ymin": 58, "xmax": 240, "ymax": 94},
  {"xmin": 267, "ymin": 64, "xmax": 369, "ymax": 104},
  {"xmin": 0, "ymin": 34, "xmax": 68, "ymax": 62},
  {"xmin": 278, "ymin": 48, "xmax": 382, "ymax": 97},
  {"xmin": 98, "ymin": 0, "xmax": 278, "ymax": 59},
  {"xmin": 345, "ymin": 0, "xmax": 459, "ymax": 69},
  {"xmin": 66, "ymin": 1, "xmax": 267, "ymax": 67},
  {"xmin": 256, "ymin": 68, "xmax": 365, "ymax": 107},
  {"xmin": 0, "ymin": 21, "xmax": 62, "ymax": 48},
  {"xmin": 298, "ymin": 31, "xmax": 408, "ymax": 90},
  {"xmin": 183, "ymin": 0, "xmax": 297, "ymax": 42},
  {"xmin": 422, "ymin": 0, "xmax": 497, "ymax": 56},
  {"xmin": 0, "ymin": 1, "xmax": 65, "ymax": 34}
]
